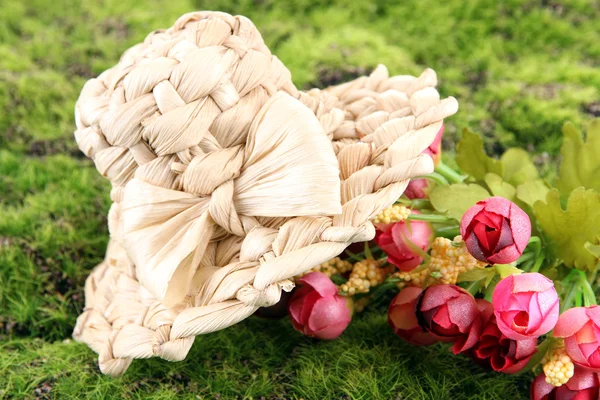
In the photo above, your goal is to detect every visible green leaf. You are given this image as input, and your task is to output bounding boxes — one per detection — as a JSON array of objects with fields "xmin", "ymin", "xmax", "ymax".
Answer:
[
  {"xmin": 585, "ymin": 241, "xmax": 600, "ymax": 259},
  {"xmin": 456, "ymin": 129, "xmax": 504, "ymax": 181},
  {"xmin": 556, "ymin": 120, "xmax": 600, "ymax": 194},
  {"xmin": 484, "ymin": 173, "xmax": 516, "ymax": 200},
  {"xmin": 516, "ymin": 180, "xmax": 550, "ymax": 208},
  {"xmin": 534, "ymin": 188, "xmax": 600, "ymax": 271},
  {"xmin": 457, "ymin": 267, "xmax": 494, "ymax": 283},
  {"xmin": 430, "ymin": 184, "xmax": 490, "ymax": 221},
  {"xmin": 495, "ymin": 264, "xmax": 523, "ymax": 279},
  {"xmin": 500, "ymin": 148, "xmax": 539, "ymax": 186}
]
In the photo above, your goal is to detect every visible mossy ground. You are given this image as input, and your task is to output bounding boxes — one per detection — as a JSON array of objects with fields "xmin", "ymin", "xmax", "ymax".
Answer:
[{"xmin": 0, "ymin": 0, "xmax": 598, "ymax": 398}]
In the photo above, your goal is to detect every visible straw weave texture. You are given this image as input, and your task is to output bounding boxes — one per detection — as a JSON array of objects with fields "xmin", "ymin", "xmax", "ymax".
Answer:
[{"xmin": 72, "ymin": 11, "xmax": 458, "ymax": 376}]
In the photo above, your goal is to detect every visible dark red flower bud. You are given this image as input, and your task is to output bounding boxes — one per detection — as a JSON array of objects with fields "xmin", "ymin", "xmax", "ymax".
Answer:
[
  {"xmin": 531, "ymin": 366, "xmax": 600, "ymax": 400},
  {"xmin": 471, "ymin": 300, "xmax": 537, "ymax": 374},
  {"xmin": 415, "ymin": 284, "xmax": 481, "ymax": 354},
  {"xmin": 388, "ymin": 287, "xmax": 439, "ymax": 346},
  {"xmin": 460, "ymin": 197, "xmax": 531, "ymax": 265}
]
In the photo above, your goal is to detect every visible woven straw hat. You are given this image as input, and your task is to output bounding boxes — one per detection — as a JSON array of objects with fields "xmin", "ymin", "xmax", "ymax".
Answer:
[{"xmin": 72, "ymin": 11, "xmax": 458, "ymax": 376}]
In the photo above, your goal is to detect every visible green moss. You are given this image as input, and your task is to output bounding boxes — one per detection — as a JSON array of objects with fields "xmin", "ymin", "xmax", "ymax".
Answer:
[{"xmin": 0, "ymin": 0, "xmax": 598, "ymax": 397}]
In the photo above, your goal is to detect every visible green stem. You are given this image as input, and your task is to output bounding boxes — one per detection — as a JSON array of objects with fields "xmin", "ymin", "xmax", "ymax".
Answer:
[
  {"xmin": 395, "ymin": 198, "xmax": 432, "ymax": 210},
  {"xmin": 578, "ymin": 270, "xmax": 597, "ymax": 307},
  {"xmin": 407, "ymin": 213, "xmax": 452, "ymax": 223},
  {"xmin": 530, "ymin": 254, "xmax": 545, "ymax": 273},
  {"xmin": 561, "ymin": 270, "xmax": 580, "ymax": 313},
  {"xmin": 435, "ymin": 162, "xmax": 465, "ymax": 184},
  {"xmin": 419, "ymin": 172, "xmax": 449, "ymax": 186}
]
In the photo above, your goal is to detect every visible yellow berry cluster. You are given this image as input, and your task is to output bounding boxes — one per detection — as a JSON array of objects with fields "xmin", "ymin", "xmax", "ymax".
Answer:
[
  {"xmin": 299, "ymin": 257, "xmax": 353, "ymax": 278},
  {"xmin": 371, "ymin": 204, "xmax": 411, "ymax": 224},
  {"xmin": 542, "ymin": 344, "xmax": 575, "ymax": 387},
  {"xmin": 340, "ymin": 259, "xmax": 395, "ymax": 296},
  {"xmin": 395, "ymin": 235, "xmax": 486, "ymax": 288}
]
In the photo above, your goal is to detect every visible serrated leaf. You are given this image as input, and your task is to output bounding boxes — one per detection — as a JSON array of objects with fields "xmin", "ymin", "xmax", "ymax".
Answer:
[
  {"xmin": 585, "ymin": 241, "xmax": 600, "ymax": 259},
  {"xmin": 534, "ymin": 188, "xmax": 600, "ymax": 271},
  {"xmin": 429, "ymin": 184, "xmax": 490, "ymax": 221},
  {"xmin": 457, "ymin": 267, "xmax": 494, "ymax": 283},
  {"xmin": 501, "ymin": 148, "xmax": 539, "ymax": 186},
  {"xmin": 516, "ymin": 180, "xmax": 550, "ymax": 207},
  {"xmin": 556, "ymin": 120, "xmax": 600, "ymax": 194},
  {"xmin": 456, "ymin": 129, "xmax": 504, "ymax": 181},
  {"xmin": 484, "ymin": 173, "xmax": 516, "ymax": 200},
  {"xmin": 495, "ymin": 264, "xmax": 523, "ymax": 278}
]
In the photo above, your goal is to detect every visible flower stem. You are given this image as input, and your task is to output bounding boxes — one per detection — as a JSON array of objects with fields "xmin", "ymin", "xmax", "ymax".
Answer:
[
  {"xmin": 420, "ymin": 172, "xmax": 449, "ymax": 186},
  {"xmin": 407, "ymin": 213, "xmax": 452, "ymax": 223},
  {"xmin": 561, "ymin": 270, "xmax": 580, "ymax": 313},
  {"xmin": 435, "ymin": 162, "xmax": 466, "ymax": 184},
  {"xmin": 578, "ymin": 270, "xmax": 597, "ymax": 307}
]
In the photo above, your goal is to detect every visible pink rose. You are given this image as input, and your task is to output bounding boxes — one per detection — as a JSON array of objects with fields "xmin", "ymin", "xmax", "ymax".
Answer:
[
  {"xmin": 388, "ymin": 287, "xmax": 439, "ymax": 346},
  {"xmin": 470, "ymin": 300, "xmax": 537, "ymax": 374},
  {"xmin": 416, "ymin": 284, "xmax": 481, "ymax": 354},
  {"xmin": 554, "ymin": 306, "xmax": 600, "ymax": 371},
  {"xmin": 531, "ymin": 367, "xmax": 600, "ymax": 400},
  {"xmin": 424, "ymin": 124, "xmax": 444, "ymax": 167},
  {"xmin": 492, "ymin": 273, "xmax": 559, "ymax": 341},
  {"xmin": 404, "ymin": 179, "xmax": 430, "ymax": 199},
  {"xmin": 460, "ymin": 196, "xmax": 531, "ymax": 265},
  {"xmin": 288, "ymin": 272, "xmax": 352, "ymax": 340},
  {"xmin": 374, "ymin": 213, "xmax": 433, "ymax": 272}
]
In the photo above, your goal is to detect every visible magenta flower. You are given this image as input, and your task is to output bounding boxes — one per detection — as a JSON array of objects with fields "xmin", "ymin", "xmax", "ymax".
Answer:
[
  {"xmin": 492, "ymin": 273, "xmax": 559, "ymax": 341},
  {"xmin": 374, "ymin": 212, "xmax": 433, "ymax": 272},
  {"xmin": 288, "ymin": 272, "xmax": 352, "ymax": 340},
  {"xmin": 416, "ymin": 284, "xmax": 481, "ymax": 354},
  {"xmin": 470, "ymin": 300, "xmax": 537, "ymax": 374},
  {"xmin": 554, "ymin": 306, "xmax": 600, "ymax": 372},
  {"xmin": 388, "ymin": 287, "xmax": 439, "ymax": 346},
  {"xmin": 460, "ymin": 197, "xmax": 531, "ymax": 265},
  {"xmin": 531, "ymin": 366, "xmax": 600, "ymax": 400}
]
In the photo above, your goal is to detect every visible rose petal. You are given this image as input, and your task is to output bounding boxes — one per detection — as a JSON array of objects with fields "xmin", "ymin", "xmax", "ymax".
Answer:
[
  {"xmin": 447, "ymin": 296, "xmax": 478, "ymax": 333},
  {"xmin": 464, "ymin": 233, "xmax": 488, "ymax": 263},
  {"xmin": 311, "ymin": 321, "xmax": 349, "ymax": 340},
  {"xmin": 586, "ymin": 306, "xmax": 600, "ymax": 327},
  {"xmin": 460, "ymin": 205, "xmax": 485, "ymax": 237},
  {"xmin": 494, "ymin": 218, "xmax": 515, "ymax": 252},
  {"xmin": 565, "ymin": 335, "xmax": 590, "ymax": 366},
  {"xmin": 555, "ymin": 308, "xmax": 591, "ymax": 338},
  {"xmin": 419, "ymin": 285, "xmax": 461, "ymax": 312},
  {"xmin": 299, "ymin": 272, "xmax": 338, "ymax": 297},
  {"xmin": 389, "ymin": 304, "xmax": 419, "ymax": 331},
  {"xmin": 531, "ymin": 373, "xmax": 556, "ymax": 400},
  {"xmin": 509, "ymin": 203, "xmax": 532, "ymax": 253},
  {"xmin": 512, "ymin": 273, "xmax": 554, "ymax": 294},
  {"xmin": 307, "ymin": 296, "xmax": 350, "ymax": 333},
  {"xmin": 481, "ymin": 197, "xmax": 512, "ymax": 219},
  {"xmin": 565, "ymin": 366, "xmax": 599, "ymax": 391},
  {"xmin": 492, "ymin": 275, "xmax": 515, "ymax": 309},
  {"xmin": 487, "ymin": 244, "xmax": 521, "ymax": 264}
]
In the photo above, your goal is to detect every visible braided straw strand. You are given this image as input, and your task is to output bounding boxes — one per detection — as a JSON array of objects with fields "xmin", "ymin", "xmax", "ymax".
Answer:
[{"xmin": 73, "ymin": 11, "xmax": 458, "ymax": 376}]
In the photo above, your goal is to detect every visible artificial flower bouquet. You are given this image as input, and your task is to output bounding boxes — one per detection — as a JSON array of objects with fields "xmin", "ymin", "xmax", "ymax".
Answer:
[{"xmin": 285, "ymin": 120, "xmax": 600, "ymax": 399}]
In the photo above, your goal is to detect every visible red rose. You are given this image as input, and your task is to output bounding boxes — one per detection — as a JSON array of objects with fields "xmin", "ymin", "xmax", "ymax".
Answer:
[
  {"xmin": 374, "ymin": 213, "xmax": 433, "ymax": 272},
  {"xmin": 460, "ymin": 196, "xmax": 531, "ymax": 264},
  {"xmin": 470, "ymin": 300, "xmax": 537, "ymax": 374},
  {"xmin": 388, "ymin": 287, "xmax": 439, "ymax": 346},
  {"xmin": 531, "ymin": 367, "xmax": 600, "ymax": 400},
  {"xmin": 554, "ymin": 306, "xmax": 600, "ymax": 371},
  {"xmin": 415, "ymin": 284, "xmax": 481, "ymax": 354},
  {"xmin": 288, "ymin": 272, "xmax": 352, "ymax": 340}
]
